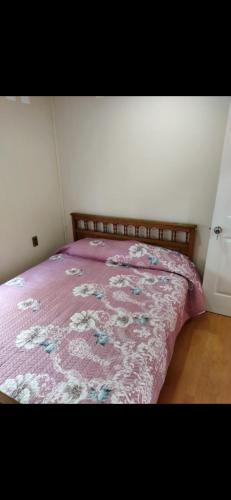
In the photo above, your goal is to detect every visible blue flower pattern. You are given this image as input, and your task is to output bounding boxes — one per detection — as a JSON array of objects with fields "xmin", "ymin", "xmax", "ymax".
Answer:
[
  {"xmin": 94, "ymin": 331, "xmax": 110, "ymax": 346},
  {"xmin": 40, "ymin": 340, "xmax": 56, "ymax": 354},
  {"xmin": 93, "ymin": 292, "xmax": 104, "ymax": 300},
  {"xmin": 89, "ymin": 386, "xmax": 111, "ymax": 402},
  {"xmin": 134, "ymin": 314, "xmax": 149, "ymax": 325},
  {"xmin": 149, "ymin": 256, "xmax": 159, "ymax": 265},
  {"xmin": 7, "ymin": 239, "xmax": 203, "ymax": 404}
]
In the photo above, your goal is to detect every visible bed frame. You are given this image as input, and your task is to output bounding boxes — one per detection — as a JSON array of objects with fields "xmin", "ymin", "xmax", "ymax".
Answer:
[
  {"xmin": 0, "ymin": 213, "xmax": 197, "ymax": 405},
  {"xmin": 71, "ymin": 212, "xmax": 197, "ymax": 259}
]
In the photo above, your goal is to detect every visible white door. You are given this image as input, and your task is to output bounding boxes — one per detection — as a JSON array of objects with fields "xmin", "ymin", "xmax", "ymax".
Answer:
[{"xmin": 203, "ymin": 100, "xmax": 231, "ymax": 316}]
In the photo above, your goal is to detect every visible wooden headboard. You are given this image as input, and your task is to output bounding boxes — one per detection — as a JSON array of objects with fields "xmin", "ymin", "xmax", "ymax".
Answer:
[{"xmin": 71, "ymin": 213, "xmax": 197, "ymax": 259}]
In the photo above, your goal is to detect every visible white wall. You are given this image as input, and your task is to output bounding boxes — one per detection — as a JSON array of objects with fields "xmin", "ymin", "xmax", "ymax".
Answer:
[
  {"xmin": 54, "ymin": 96, "xmax": 230, "ymax": 274},
  {"xmin": 0, "ymin": 96, "xmax": 65, "ymax": 283}
]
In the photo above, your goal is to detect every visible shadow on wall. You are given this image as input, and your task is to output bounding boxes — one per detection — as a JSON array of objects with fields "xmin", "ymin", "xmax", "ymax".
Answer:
[{"xmin": 193, "ymin": 224, "xmax": 211, "ymax": 278}]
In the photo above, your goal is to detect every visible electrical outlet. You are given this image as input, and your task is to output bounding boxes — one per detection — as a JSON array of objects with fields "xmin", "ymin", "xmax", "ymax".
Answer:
[{"xmin": 32, "ymin": 236, "xmax": 38, "ymax": 247}]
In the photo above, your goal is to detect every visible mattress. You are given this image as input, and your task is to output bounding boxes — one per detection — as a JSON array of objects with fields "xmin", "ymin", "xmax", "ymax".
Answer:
[{"xmin": 0, "ymin": 238, "xmax": 205, "ymax": 404}]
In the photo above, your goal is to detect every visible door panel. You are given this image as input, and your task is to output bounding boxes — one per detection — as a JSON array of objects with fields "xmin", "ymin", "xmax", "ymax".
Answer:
[
  {"xmin": 216, "ymin": 238, "xmax": 231, "ymax": 295},
  {"xmin": 203, "ymin": 100, "xmax": 231, "ymax": 316}
]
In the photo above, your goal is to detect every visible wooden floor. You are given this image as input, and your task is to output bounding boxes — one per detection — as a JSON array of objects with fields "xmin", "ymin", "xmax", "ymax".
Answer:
[{"xmin": 158, "ymin": 312, "xmax": 231, "ymax": 404}]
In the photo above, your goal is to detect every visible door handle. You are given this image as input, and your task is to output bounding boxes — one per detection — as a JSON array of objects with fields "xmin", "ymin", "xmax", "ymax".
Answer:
[{"xmin": 213, "ymin": 226, "xmax": 222, "ymax": 238}]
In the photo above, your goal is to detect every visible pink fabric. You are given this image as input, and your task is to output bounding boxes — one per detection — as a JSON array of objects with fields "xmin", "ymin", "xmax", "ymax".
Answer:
[{"xmin": 0, "ymin": 238, "xmax": 205, "ymax": 404}]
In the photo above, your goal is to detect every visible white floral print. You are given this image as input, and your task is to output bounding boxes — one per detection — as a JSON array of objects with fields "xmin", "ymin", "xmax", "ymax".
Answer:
[
  {"xmin": 69, "ymin": 339, "xmax": 111, "ymax": 366},
  {"xmin": 69, "ymin": 339, "xmax": 92, "ymax": 358},
  {"xmin": 0, "ymin": 373, "xmax": 39, "ymax": 404},
  {"xmin": 5, "ymin": 277, "xmax": 25, "ymax": 287},
  {"xmin": 90, "ymin": 240, "xmax": 105, "ymax": 246},
  {"xmin": 111, "ymin": 310, "xmax": 133, "ymax": 328},
  {"xmin": 0, "ymin": 236, "xmax": 205, "ymax": 405},
  {"xmin": 65, "ymin": 268, "xmax": 83, "ymax": 276},
  {"xmin": 44, "ymin": 378, "xmax": 88, "ymax": 404},
  {"xmin": 106, "ymin": 257, "xmax": 120, "ymax": 267},
  {"xmin": 73, "ymin": 283, "xmax": 96, "ymax": 297},
  {"xmin": 129, "ymin": 243, "xmax": 147, "ymax": 258},
  {"xmin": 109, "ymin": 275, "xmax": 132, "ymax": 288},
  {"xmin": 16, "ymin": 326, "xmax": 48, "ymax": 350},
  {"xmin": 17, "ymin": 298, "xmax": 40, "ymax": 311},
  {"xmin": 139, "ymin": 276, "xmax": 159, "ymax": 286},
  {"xmin": 69, "ymin": 310, "xmax": 98, "ymax": 332},
  {"xmin": 49, "ymin": 254, "xmax": 64, "ymax": 261}
]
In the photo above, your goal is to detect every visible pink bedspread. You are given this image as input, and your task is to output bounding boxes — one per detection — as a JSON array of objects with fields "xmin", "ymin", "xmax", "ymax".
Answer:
[{"xmin": 0, "ymin": 239, "xmax": 205, "ymax": 404}]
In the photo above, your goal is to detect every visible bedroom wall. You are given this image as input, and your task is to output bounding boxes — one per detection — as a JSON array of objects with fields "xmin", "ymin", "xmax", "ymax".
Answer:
[
  {"xmin": 0, "ymin": 96, "xmax": 65, "ymax": 284},
  {"xmin": 53, "ymin": 96, "xmax": 230, "ymax": 274}
]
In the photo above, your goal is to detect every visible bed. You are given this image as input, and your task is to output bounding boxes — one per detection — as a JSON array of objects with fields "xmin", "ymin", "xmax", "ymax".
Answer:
[{"xmin": 0, "ymin": 213, "xmax": 205, "ymax": 404}]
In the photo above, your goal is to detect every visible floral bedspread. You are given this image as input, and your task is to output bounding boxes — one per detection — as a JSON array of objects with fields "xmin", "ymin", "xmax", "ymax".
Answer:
[{"xmin": 0, "ymin": 238, "xmax": 205, "ymax": 404}]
